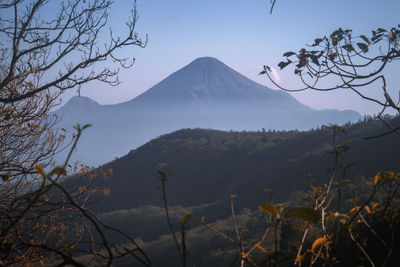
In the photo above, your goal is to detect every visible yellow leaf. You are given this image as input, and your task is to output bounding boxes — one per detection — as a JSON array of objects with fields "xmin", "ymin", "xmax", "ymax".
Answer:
[
  {"xmin": 255, "ymin": 244, "xmax": 267, "ymax": 253},
  {"xmin": 181, "ymin": 213, "xmax": 192, "ymax": 225},
  {"xmin": 34, "ymin": 165, "xmax": 45, "ymax": 176},
  {"xmin": 364, "ymin": 206, "xmax": 371, "ymax": 214},
  {"xmin": 374, "ymin": 173, "xmax": 381, "ymax": 185},
  {"xmin": 279, "ymin": 207, "xmax": 285, "ymax": 214},
  {"xmin": 42, "ymin": 194, "xmax": 49, "ymax": 202},
  {"xmin": 230, "ymin": 194, "xmax": 238, "ymax": 199},
  {"xmin": 386, "ymin": 171, "xmax": 395, "ymax": 177},
  {"xmin": 259, "ymin": 203, "xmax": 278, "ymax": 217},
  {"xmin": 50, "ymin": 166, "xmax": 66, "ymax": 176},
  {"xmin": 325, "ymin": 241, "xmax": 333, "ymax": 247},
  {"xmin": 325, "ymin": 212, "xmax": 336, "ymax": 223},
  {"xmin": 371, "ymin": 202, "xmax": 379, "ymax": 209},
  {"xmin": 350, "ymin": 206, "xmax": 360, "ymax": 214},
  {"xmin": 311, "ymin": 237, "xmax": 326, "ymax": 252},
  {"xmin": 295, "ymin": 254, "xmax": 303, "ymax": 263}
]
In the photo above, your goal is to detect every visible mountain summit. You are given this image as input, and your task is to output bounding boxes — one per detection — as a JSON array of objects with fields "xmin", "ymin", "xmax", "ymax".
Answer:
[
  {"xmin": 130, "ymin": 57, "xmax": 298, "ymax": 106},
  {"xmin": 59, "ymin": 96, "xmax": 100, "ymax": 113}
]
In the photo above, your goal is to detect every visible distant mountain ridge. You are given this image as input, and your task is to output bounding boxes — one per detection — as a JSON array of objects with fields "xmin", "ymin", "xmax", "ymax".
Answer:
[{"xmin": 56, "ymin": 57, "xmax": 361, "ymax": 166}]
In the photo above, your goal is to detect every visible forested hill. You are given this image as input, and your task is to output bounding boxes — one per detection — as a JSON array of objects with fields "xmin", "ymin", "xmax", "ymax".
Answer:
[{"xmin": 90, "ymin": 116, "xmax": 400, "ymax": 214}]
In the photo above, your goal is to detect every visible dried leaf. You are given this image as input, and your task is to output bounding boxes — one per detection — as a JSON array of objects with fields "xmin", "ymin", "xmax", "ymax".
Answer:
[
  {"xmin": 181, "ymin": 213, "xmax": 192, "ymax": 225},
  {"xmin": 34, "ymin": 165, "xmax": 45, "ymax": 176},
  {"xmin": 255, "ymin": 244, "xmax": 267, "ymax": 253},
  {"xmin": 311, "ymin": 237, "xmax": 326, "ymax": 252},
  {"xmin": 284, "ymin": 207, "xmax": 321, "ymax": 224},
  {"xmin": 259, "ymin": 203, "xmax": 278, "ymax": 217},
  {"xmin": 374, "ymin": 173, "xmax": 381, "ymax": 185}
]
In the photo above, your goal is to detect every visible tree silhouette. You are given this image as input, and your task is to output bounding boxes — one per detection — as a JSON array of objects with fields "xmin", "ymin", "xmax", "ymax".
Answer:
[
  {"xmin": 260, "ymin": 26, "xmax": 400, "ymax": 139},
  {"xmin": 0, "ymin": 1, "xmax": 150, "ymax": 266}
]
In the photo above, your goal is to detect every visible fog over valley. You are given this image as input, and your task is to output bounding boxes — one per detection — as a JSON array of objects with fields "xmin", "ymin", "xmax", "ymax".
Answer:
[{"xmin": 55, "ymin": 57, "xmax": 361, "ymax": 166}]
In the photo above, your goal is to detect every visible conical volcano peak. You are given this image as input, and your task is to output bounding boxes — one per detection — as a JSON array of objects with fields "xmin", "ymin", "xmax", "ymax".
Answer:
[
  {"xmin": 58, "ymin": 96, "xmax": 100, "ymax": 114},
  {"xmin": 131, "ymin": 57, "xmax": 299, "ymax": 106},
  {"xmin": 185, "ymin": 57, "xmax": 231, "ymax": 73},
  {"xmin": 65, "ymin": 96, "xmax": 100, "ymax": 106},
  {"xmin": 189, "ymin": 57, "xmax": 224, "ymax": 65}
]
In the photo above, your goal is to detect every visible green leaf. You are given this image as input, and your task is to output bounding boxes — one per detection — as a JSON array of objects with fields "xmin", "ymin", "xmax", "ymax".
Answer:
[
  {"xmin": 259, "ymin": 65, "xmax": 271, "ymax": 75},
  {"xmin": 82, "ymin": 123, "xmax": 92, "ymax": 130},
  {"xmin": 342, "ymin": 44, "xmax": 354, "ymax": 52},
  {"xmin": 296, "ymin": 60, "xmax": 306, "ymax": 69},
  {"xmin": 356, "ymin": 43, "xmax": 369, "ymax": 53},
  {"xmin": 259, "ymin": 203, "xmax": 278, "ymax": 217},
  {"xmin": 377, "ymin": 27, "xmax": 387, "ymax": 33},
  {"xmin": 371, "ymin": 33, "xmax": 384, "ymax": 43},
  {"xmin": 360, "ymin": 35, "xmax": 370, "ymax": 44},
  {"xmin": 310, "ymin": 55, "xmax": 320, "ymax": 66},
  {"xmin": 328, "ymin": 53, "xmax": 337, "ymax": 61},
  {"xmin": 312, "ymin": 38, "xmax": 324, "ymax": 46},
  {"xmin": 284, "ymin": 207, "xmax": 321, "ymax": 224},
  {"xmin": 278, "ymin": 60, "xmax": 292, "ymax": 70},
  {"xmin": 283, "ymin": 51, "xmax": 296, "ymax": 57}
]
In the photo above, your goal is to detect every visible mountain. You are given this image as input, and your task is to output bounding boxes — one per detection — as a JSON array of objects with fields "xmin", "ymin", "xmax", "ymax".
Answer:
[
  {"xmin": 87, "ymin": 117, "xmax": 400, "ymax": 215},
  {"xmin": 57, "ymin": 96, "xmax": 100, "ymax": 114},
  {"xmin": 129, "ymin": 57, "xmax": 299, "ymax": 106},
  {"xmin": 56, "ymin": 57, "xmax": 361, "ymax": 166}
]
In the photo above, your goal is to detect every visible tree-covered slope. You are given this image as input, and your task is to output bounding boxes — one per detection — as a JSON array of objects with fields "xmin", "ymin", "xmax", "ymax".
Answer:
[{"xmin": 90, "ymin": 116, "xmax": 400, "ymax": 214}]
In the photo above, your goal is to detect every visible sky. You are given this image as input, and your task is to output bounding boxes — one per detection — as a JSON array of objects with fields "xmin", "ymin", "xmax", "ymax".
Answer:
[{"xmin": 61, "ymin": 0, "xmax": 400, "ymax": 115}]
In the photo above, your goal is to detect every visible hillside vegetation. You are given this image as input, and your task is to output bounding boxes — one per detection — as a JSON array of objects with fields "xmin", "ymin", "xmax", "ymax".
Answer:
[
  {"xmin": 92, "ymin": 116, "xmax": 400, "ymax": 213},
  {"xmin": 66, "ymin": 116, "xmax": 400, "ymax": 266}
]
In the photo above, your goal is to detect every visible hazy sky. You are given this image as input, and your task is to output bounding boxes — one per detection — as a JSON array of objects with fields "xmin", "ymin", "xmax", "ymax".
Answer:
[{"xmin": 62, "ymin": 0, "xmax": 400, "ymax": 115}]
